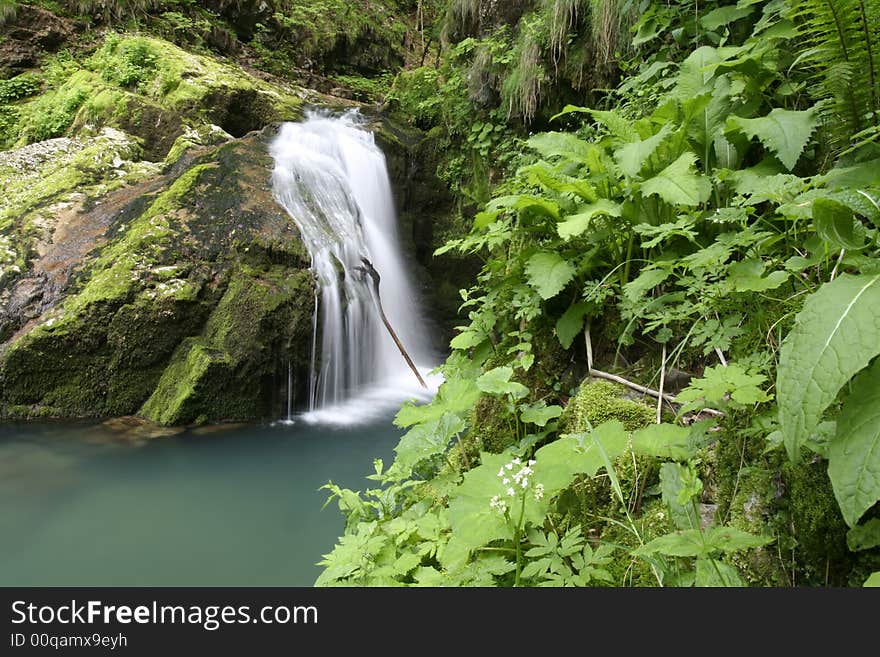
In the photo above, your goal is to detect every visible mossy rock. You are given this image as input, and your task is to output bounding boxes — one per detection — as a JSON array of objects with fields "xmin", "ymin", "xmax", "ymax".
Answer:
[
  {"xmin": 560, "ymin": 379, "xmax": 656, "ymax": 433},
  {"xmin": 0, "ymin": 126, "xmax": 314, "ymax": 424},
  {"xmin": 3, "ymin": 33, "xmax": 304, "ymax": 160}
]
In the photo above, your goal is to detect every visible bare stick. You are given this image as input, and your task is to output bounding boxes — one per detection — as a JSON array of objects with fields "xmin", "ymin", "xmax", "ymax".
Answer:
[
  {"xmin": 588, "ymin": 367, "xmax": 724, "ymax": 418},
  {"xmin": 714, "ymin": 347, "xmax": 728, "ymax": 367},
  {"xmin": 356, "ymin": 258, "xmax": 427, "ymax": 389}
]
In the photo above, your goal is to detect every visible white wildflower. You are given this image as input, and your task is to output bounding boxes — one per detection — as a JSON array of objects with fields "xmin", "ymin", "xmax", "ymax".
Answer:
[
  {"xmin": 490, "ymin": 495, "xmax": 507, "ymax": 514},
  {"xmin": 521, "ymin": 478, "xmax": 528, "ymax": 489},
  {"xmin": 528, "ymin": 460, "xmax": 536, "ymax": 466},
  {"xmin": 502, "ymin": 477, "xmax": 510, "ymax": 485},
  {"xmin": 507, "ymin": 487, "xmax": 516, "ymax": 497},
  {"xmin": 534, "ymin": 484, "xmax": 545, "ymax": 501},
  {"xmin": 498, "ymin": 467, "xmax": 505, "ymax": 478}
]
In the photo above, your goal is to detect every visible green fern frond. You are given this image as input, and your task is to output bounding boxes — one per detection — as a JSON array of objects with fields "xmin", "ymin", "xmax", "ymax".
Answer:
[{"xmin": 787, "ymin": 0, "xmax": 880, "ymax": 151}]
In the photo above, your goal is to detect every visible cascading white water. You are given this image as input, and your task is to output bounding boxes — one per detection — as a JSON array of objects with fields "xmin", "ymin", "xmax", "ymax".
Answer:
[{"xmin": 270, "ymin": 111, "xmax": 439, "ymax": 425}]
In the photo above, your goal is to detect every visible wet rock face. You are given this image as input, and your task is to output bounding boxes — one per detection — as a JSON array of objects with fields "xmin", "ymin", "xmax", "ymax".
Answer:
[
  {"xmin": 0, "ymin": 5, "xmax": 76, "ymax": 76},
  {"xmin": 0, "ymin": 126, "xmax": 315, "ymax": 425}
]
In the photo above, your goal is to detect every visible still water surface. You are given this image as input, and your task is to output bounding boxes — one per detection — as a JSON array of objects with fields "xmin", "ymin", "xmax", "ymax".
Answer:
[{"xmin": 0, "ymin": 418, "xmax": 402, "ymax": 586}]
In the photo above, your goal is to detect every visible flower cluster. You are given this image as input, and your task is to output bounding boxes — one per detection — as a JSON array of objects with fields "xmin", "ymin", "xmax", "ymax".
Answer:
[{"xmin": 490, "ymin": 457, "xmax": 544, "ymax": 514}]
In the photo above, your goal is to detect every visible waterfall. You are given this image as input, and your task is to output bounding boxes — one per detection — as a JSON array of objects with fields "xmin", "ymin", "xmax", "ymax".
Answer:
[{"xmin": 270, "ymin": 111, "xmax": 438, "ymax": 425}]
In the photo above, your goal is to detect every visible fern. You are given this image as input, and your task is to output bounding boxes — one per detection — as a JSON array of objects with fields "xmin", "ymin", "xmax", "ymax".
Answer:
[{"xmin": 787, "ymin": 0, "xmax": 880, "ymax": 152}]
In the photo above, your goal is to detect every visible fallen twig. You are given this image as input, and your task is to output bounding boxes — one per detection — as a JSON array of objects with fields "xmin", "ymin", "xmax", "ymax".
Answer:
[{"xmin": 588, "ymin": 367, "xmax": 725, "ymax": 418}]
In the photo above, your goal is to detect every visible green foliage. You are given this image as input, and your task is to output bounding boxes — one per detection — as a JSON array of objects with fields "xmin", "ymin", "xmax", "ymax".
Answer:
[
  {"xmin": 827, "ymin": 360, "xmax": 880, "ymax": 526},
  {"xmin": 317, "ymin": 0, "xmax": 880, "ymax": 587},
  {"xmin": 776, "ymin": 273, "xmax": 880, "ymax": 462},
  {"xmin": 786, "ymin": 0, "xmax": 880, "ymax": 152}
]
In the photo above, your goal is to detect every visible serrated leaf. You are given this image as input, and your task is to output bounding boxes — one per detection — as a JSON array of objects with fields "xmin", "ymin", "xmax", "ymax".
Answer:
[
  {"xmin": 704, "ymin": 526, "xmax": 773, "ymax": 553},
  {"xmin": 632, "ymin": 423, "xmax": 698, "ymax": 460},
  {"xmin": 727, "ymin": 259, "xmax": 790, "ymax": 292},
  {"xmin": 674, "ymin": 46, "xmax": 724, "ymax": 99},
  {"xmin": 585, "ymin": 109, "xmax": 640, "ymax": 142},
  {"xmin": 521, "ymin": 162, "xmax": 598, "ymax": 201},
  {"xmin": 393, "ymin": 412, "xmax": 465, "ymax": 474},
  {"xmin": 525, "ymin": 251, "xmax": 576, "ymax": 300},
  {"xmin": 777, "ymin": 273, "xmax": 880, "ymax": 461},
  {"xmin": 614, "ymin": 124, "xmax": 673, "ymax": 178},
  {"xmin": 695, "ymin": 558, "xmax": 745, "ymax": 587},
  {"xmin": 827, "ymin": 359, "xmax": 880, "ymax": 526},
  {"xmin": 450, "ymin": 330, "xmax": 485, "ymax": 350},
  {"xmin": 476, "ymin": 366, "xmax": 529, "ymax": 399},
  {"xmin": 846, "ymin": 519, "xmax": 880, "ymax": 552},
  {"xmin": 623, "ymin": 267, "xmax": 671, "ymax": 302},
  {"xmin": 678, "ymin": 363, "xmax": 771, "ymax": 412},
  {"xmin": 728, "ymin": 107, "xmax": 818, "ymax": 171},
  {"xmin": 556, "ymin": 302, "xmax": 591, "ymax": 349},
  {"xmin": 813, "ymin": 197, "xmax": 867, "ymax": 251},
  {"xmin": 634, "ymin": 529, "xmax": 707, "ymax": 557},
  {"xmin": 534, "ymin": 420, "xmax": 629, "ymax": 499},
  {"xmin": 394, "ymin": 375, "xmax": 480, "ymax": 428},
  {"xmin": 557, "ymin": 199, "xmax": 622, "ymax": 240},
  {"xmin": 660, "ymin": 462, "xmax": 700, "ymax": 530},
  {"xmin": 700, "ymin": 5, "xmax": 754, "ymax": 30},
  {"xmin": 641, "ymin": 152, "xmax": 712, "ymax": 206},
  {"xmin": 527, "ymin": 132, "xmax": 593, "ymax": 162},
  {"xmin": 520, "ymin": 401, "xmax": 563, "ymax": 427}
]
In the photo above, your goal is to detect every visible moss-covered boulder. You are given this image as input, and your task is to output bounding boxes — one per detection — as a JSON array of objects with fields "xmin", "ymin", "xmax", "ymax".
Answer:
[
  {"xmin": 0, "ymin": 124, "xmax": 315, "ymax": 425},
  {"xmin": 1, "ymin": 32, "xmax": 304, "ymax": 158}
]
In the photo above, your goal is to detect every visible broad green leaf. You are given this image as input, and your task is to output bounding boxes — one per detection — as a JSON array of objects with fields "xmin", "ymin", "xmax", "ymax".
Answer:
[
  {"xmin": 632, "ymin": 423, "xmax": 698, "ymax": 460},
  {"xmin": 846, "ymin": 519, "xmax": 880, "ymax": 552},
  {"xmin": 623, "ymin": 267, "xmax": 671, "ymax": 303},
  {"xmin": 476, "ymin": 366, "xmax": 529, "ymax": 399},
  {"xmin": 393, "ymin": 413, "xmax": 465, "ymax": 474},
  {"xmin": 555, "ymin": 301, "xmax": 591, "ymax": 349},
  {"xmin": 557, "ymin": 199, "xmax": 622, "ymax": 240},
  {"xmin": 534, "ymin": 420, "xmax": 629, "ymax": 499},
  {"xmin": 525, "ymin": 251, "xmax": 576, "ymax": 300},
  {"xmin": 704, "ymin": 526, "xmax": 773, "ymax": 553},
  {"xmin": 674, "ymin": 46, "xmax": 724, "ymax": 99},
  {"xmin": 394, "ymin": 375, "xmax": 480, "ymax": 427},
  {"xmin": 700, "ymin": 5, "xmax": 754, "ymax": 30},
  {"xmin": 487, "ymin": 194, "xmax": 560, "ymax": 221},
  {"xmin": 584, "ymin": 109, "xmax": 640, "ymax": 142},
  {"xmin": 727, "ymin": 108, "xmax": 818, "ymax": 171},
  {"xmin": 660, "ymin": 462, "xmax": 700, "ymax": 530},
  {"xmin": 727, "ymin": 259, "xmax": 790, "ymax": 292},
  {"xmin": 450, "ymin": 329, "xmax": 485, "ymax": 350},
  {"xmin": 614, "ymin": 124, "xmax": 673, "ymax": 178},
  {"xmin": 813, "ymin": 197, "xmax": 867, "ymax": 251},
  {"xmin": 527, "ymin": 132, "xmax": 592, "ymax": 162},
  {"xmin": 641, "ymin": 152, "xmax": 712, "ymax": 206},
  {"xmin": 686, "ymin": 76, "xmax": 732, "ymax": 156},
  {"xmin": 678, "ymin": 363, "xmax": 771, "ymax": 413},
  {"xmin": 520, "ymin": 401, "xmax": 563, "ymax": 427},
  {"xmin": 865, "ymin": 572, "xmax": 880, "ymax": 587},
  {"xmin": 521, "ymin": 162, "xmax": 598, "ymax": 201},
  {"xmin": 634, "ymin": 529, "xmax": 707, "ymax": 557},
  {"xmin": 827, "ymin": 359, "xmax": 880, "ymax": 526},
  {"xmin": 444, "ymin": 453, "xmax": 517, "ymax": 568},
  {"xmin": 695, "ymin": 558, "xmax": 745, "ymax": 587},
  {"xmin": 777, "ymin": 273, "xmax": 880, "ymax": 461},
  {"xmin": 473, "ymin": 209, "xmax": 501, "ymax": 229}
]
